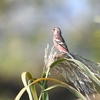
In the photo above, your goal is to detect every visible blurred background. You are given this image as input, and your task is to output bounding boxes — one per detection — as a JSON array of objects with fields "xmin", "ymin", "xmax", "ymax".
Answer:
[{"xmin": 0, "ymin": 0, "xmax": 100, "ymax": 100}]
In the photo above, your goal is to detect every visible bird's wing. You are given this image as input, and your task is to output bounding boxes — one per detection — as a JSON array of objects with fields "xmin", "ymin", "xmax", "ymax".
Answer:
[{"xmin": 55, "ymin": 38, "xmax": 68, "ymax": 50}]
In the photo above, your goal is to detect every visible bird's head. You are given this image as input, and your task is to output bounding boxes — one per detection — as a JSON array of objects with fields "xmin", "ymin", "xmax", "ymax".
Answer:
[{"xmin": 52, "ymin": 27, "xmax": 61, "ymax": 35}]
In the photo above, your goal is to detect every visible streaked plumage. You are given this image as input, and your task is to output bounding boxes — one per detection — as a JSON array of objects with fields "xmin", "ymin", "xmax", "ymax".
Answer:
[{"xmin": 52, "ymin": 27, "xmax": 69, "ymax": 53}]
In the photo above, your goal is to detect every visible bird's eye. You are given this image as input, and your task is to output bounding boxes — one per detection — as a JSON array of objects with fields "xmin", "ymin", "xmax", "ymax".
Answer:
[{"xmin": 53, "ymin": 28, "xmax": 55, "ymax": 31}]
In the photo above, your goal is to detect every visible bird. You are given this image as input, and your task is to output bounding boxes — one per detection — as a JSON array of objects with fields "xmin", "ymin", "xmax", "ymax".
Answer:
[
  {"xmin": 52, "ymin": 27, "xmax": 100, "ymax": 74},
  {"xmin": 51, "ymin": 27, "xmax": 100, "ymax": 99},
  {"xmin": 52, "ymin": 27, "xmax": 69, "ymax": 53}
]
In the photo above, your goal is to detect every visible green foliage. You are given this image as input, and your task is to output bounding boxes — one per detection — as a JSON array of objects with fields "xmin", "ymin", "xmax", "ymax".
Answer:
[
  {"xmin": 15, "ymin": 58, "xmax": 90, "ymax": 100},
  {"xmin": 68, "ymin": 58, "xmax": 100, "ymax": 86}
]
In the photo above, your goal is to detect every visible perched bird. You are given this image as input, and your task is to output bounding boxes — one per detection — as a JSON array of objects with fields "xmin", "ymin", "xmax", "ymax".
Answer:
[
  {"xmin": 51, "ymin": 27, "xmax": 100, "ymax": 99},
  {"xmin": 52, "ymin": 27, "xmax": 100, "ymax": 74},
  {"xmin": 52, "ymin": 27, "xmax": 69, "ymax": 53}
]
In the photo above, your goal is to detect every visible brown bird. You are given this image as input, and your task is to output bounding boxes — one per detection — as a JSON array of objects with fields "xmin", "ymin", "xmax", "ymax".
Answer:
[{"xmin": 52, "ymin": 27, "xmax": 69, "ymax": 53}]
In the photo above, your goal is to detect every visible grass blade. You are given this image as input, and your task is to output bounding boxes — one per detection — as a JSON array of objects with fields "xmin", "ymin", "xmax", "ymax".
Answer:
[{"xmin": 68, "ymin": 59, "xmax": 100, "ymax": 86}]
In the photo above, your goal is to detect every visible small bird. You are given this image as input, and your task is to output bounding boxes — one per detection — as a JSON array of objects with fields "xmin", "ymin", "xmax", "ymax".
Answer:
[
  {"xmin": 52, "ymin": 27, "xmax": 69, "ymax": 53},
  {"xmin": 51, "ymin": 27, "xmax": 100, "ymax": 99}
]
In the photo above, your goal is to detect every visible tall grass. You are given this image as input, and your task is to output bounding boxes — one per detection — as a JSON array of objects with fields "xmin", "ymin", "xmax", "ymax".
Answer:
[{"xmin": 15, "ymin": 44, "xmax": 100, "ymax": 100}]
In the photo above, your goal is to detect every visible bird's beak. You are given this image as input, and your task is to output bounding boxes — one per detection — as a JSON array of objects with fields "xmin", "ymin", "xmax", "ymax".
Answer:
[{"xmin": 52, "ymin": 28, "xmax": 55, "ymax": 33}]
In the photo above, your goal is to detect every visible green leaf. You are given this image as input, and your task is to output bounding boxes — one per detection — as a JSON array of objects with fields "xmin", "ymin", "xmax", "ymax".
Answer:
[
  {"xmin": 15, "ymin": 87, "xmax": 26, "ymax": 100},
  {"xmin": 21, "ymin": 72, "xmax": 38, "ymax": 100},
  {"xmin": 50, "ymin": 59, "xmax": 66, "ymax": 68},
  {"xmin": 43, "ymin": 84, "xmax": 87, "ymax": 100},
  {"xmin": 28, "ymin": 80, "xmax": 38, "ymax": 100},
  {"xmin": 15, "ymin": 77, "xmax": 87, "ymax": 100},
  {"xmin": 68, "ymin": 59, "xmax": 100, "ymax": 86},
  {"xmin": 21, "ymin": 72, "xmax": 34, "ymax": 100}
]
